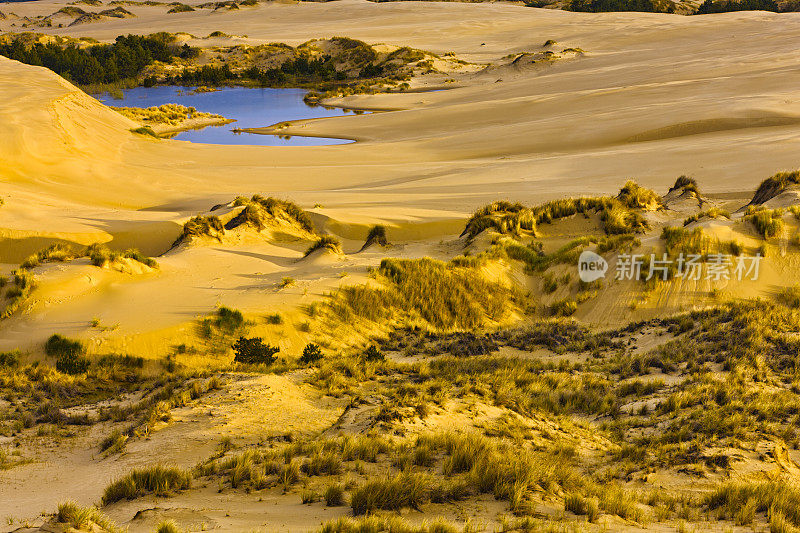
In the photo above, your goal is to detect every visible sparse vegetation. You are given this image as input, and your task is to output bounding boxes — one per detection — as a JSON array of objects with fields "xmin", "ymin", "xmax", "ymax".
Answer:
[
  {"xmin": 305, "ymin": 235, "xmax": 342, "ymax": 257},
  {"xmin": 327, "ymin": 257, "xmax": 516, "ymax": 330},
  {"xmin": 55, "ymin": 502, "xmax": 123, "ymax": 533},
  {"xmin": 362, "ymin": 224, "xmax": 389, "ymax": 249},
  {"xmin": 102, "ymin": 465, "xmax": 192, "ymax": 504},
  {"xmin": 745, "ymin": 207, "xmax": 784, "ymax": 238}
]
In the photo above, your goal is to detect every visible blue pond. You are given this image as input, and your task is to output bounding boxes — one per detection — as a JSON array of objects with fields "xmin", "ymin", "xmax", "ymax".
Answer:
[{"xmin": 99, "ymin": 86, "xmax": 355, "ymax": 146}]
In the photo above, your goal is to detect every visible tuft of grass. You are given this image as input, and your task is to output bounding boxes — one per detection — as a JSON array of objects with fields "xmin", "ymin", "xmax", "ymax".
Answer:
[
  {"xmin": 45, "ymin": 334, "xmax": 90, "ymax": 375},
  {"xmin": 617, "ymin": 180, "xmax": 662, "ymax": 210},
  {"xmin": 131, "ymin": 126, "xmax": 159, "ymax": 137},
  {"xmin": 669, "ymin": 175, "xmax": 699, "ymax": 195},
  {"xmin": 707, "ymin": 481, "xmax": 800, "ymax": 528},
  {"xmin": 156, "ymin": 520, "xmax": 183, "ymax": 533},
  {"xmin": 305, "ymin": 235, "xmax": 342, "ymax": 257},
  {"xmin": 56, "ymin": 502, "xmax": 123, "ymax": 533},
  {"xmin": 216, "ymin": 306, "xmax": 244, "ymax": 332},
  {"xmin": 102, "ymin": 465, "xmax": 192, "ymax": 504},
  {"xmin": 230, "ymin": 195, "xmax": 315, "ymax": 233},
  {"xmin": 462, "ymin": 189, "xmax": 649, "ymax": 240},
  {"xmin": 328, "ymin": 257, "xmax": 515, "ymax": 331},
  {"xmin": 683, "ymin": 207, "xmax": 730, "ymax": 226},
  {"xmin": 362, "ymin": 224, "xmax": 389, "ymax": 249},
  {"xmin": 750, "ymin": 170, "xmax": 800, "ymax": 205},
  {"xmin": 745, "ymin": 207, "xmax": 784, "ymax": 239},
  {"xmin": 549, "ymin": 298, "xmax": 577, "ymax": 317},
  {"xmin": 324, "ymin": 483, "xmax": 346, "ymax": 506},
  {"xmin": 350, "ymin": 471, "xmax": 430, "ymax": 515},
  {"xmin": 318, "ymin": 516, "xmax": 463, "ymax": 533},
  {"xmin": 779, "ymin": 286, "xmax": 800, "ymax": 309},
  {"xmin": 176, "ymin": 215, "xmax": 225, "ymax": 244}
]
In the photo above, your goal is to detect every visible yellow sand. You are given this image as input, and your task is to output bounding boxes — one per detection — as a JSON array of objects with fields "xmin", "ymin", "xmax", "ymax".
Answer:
[{"xmin": 2, "ymin": 1, "xmax": 800, "ymax": 355}]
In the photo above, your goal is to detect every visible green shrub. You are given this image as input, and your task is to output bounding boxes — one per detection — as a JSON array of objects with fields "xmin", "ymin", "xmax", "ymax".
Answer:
[
  {"xmin": 363, "ymin": 345, "xmax": 384, "ymax": 361},
  {"xmin": 131, "ymin": 126, "xmax": 159, "ymax": 137},
  {"xmin": 232, "ymin": 337, "xmax": 278, "ymax": 365},
  {"xmin": 0, "ymin": 351, "xmax": 20, "ymax": 368},
  {"xmin": 45, "ymin": 334, "xmax": 83, "ymax": 358},
  {"xmin": 216, "ymin": 306, "xmax": 244, "ymax": 332},
  {"xmin": 300, "ymin": 343, "xmax": 323, "ymax": 364},
  {"xmin": 569, "ymin": 0, "xmax": 672, "ymax": 10}
]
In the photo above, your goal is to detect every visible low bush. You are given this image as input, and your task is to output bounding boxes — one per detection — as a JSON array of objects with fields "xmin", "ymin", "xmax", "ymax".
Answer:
[
  {"xmin": 232, "ymin": 337, "xmax": 279, "ymax": 365},
  {"xmin": 300, "ymin": 343, "xmax": 323, "ymax": 364}
]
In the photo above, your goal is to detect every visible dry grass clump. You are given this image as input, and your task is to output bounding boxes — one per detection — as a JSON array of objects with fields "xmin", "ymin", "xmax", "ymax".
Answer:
[
  {"xmin": 744, "ymin": 206, "xmax": 784, "ymax": 238},
  {"xmin": 683, "ymin": 207, "xmax": 730, "ymax": 226},
  {"xmin": 155, "ymin": 520, "xmax": 183, "ymax": 533},
  {"xmin": 462, "ymin": 184, "xmax": 650, "ymax": 240},
  {"xmin": 778, "ymin": 286, "xmax": 800, "ymax": 308},
  {"xmin": 231, "ymin": 195, "xmax": 315, "ymax": 233},
  {"xmin": 706, "ymin": 481, "xmax": 800, "ymax": 528},
  {"xmin": 55, "ymin": 502, "xmax": 123, "ymax": 533},
  {"xmin": 115, "ymin": 103, "xmax": 223, "ymax": 125},
  {"xmin": 2, "ymin": 269, "xmax": 35, "ymax": 318},
  {"xmin": 102, "ymin": 465, "xmax": 192, "ymax": 504},
  {"xmin": 350, "ymin": 471, "xmax": 431, "ymax": 514},
  {"xmin": 548, "ymin": 298, "xmax": 577, "ymax": 317},
  {"xmin": 318, "ymin": 516, "xmax": 464, "ymax": 533},
  {"xmin": 305, "ymin": 235, "xmax": 342, "ymax": 257},
  {"xmin": 462, "ymin": 201, "xmax": 536, "ymax": 239},
  {"xmin": 327, "ymin": 257, "xmax": 515, "ymax": 330},
  {"xmin": 87, "ymin": 243, "xmax": 157, "ymax": 268},
  {"xmin": 361, "ymin": 224, "xmax": 389, "ymax": 249},
  {"xmin": 20, "ymin": 243, "xmax": 82, "ymax": 269},
  {"xmin": 175, "ymin": 215, "xmax": 225, "ymax": 244},
  {"xmin": 617, "ymin": 180, "xmax": 662, "ymax": 210},
  {"xmin": 668, "ymin": 175, "xmax": 700, "ymax": 196},
  {"xmin": 750, "ymin": 170, "xmax": 800, "ymax": 205},
  {"xmin": 503, "ymin": 234, "xmax": 636, "ymax": 274}
]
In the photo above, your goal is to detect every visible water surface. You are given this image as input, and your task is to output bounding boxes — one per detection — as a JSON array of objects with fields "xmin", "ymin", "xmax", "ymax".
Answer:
[{"xmin": 100, "ymin": 86, "xmax": 355, "ymax": 146}]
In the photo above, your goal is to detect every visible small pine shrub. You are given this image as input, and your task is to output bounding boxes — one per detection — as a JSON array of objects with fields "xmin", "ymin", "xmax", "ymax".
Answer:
[
  {"xmin": 363, "ymin": 345, "xmax": 384, "ymax": 361},
  {"xmin": 232, "ymin": 337, "xmax": 279, "ymax": 365},
  {"xmin": 300, "ymin": 343, "xmax": 323, "ymax": 364}
]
